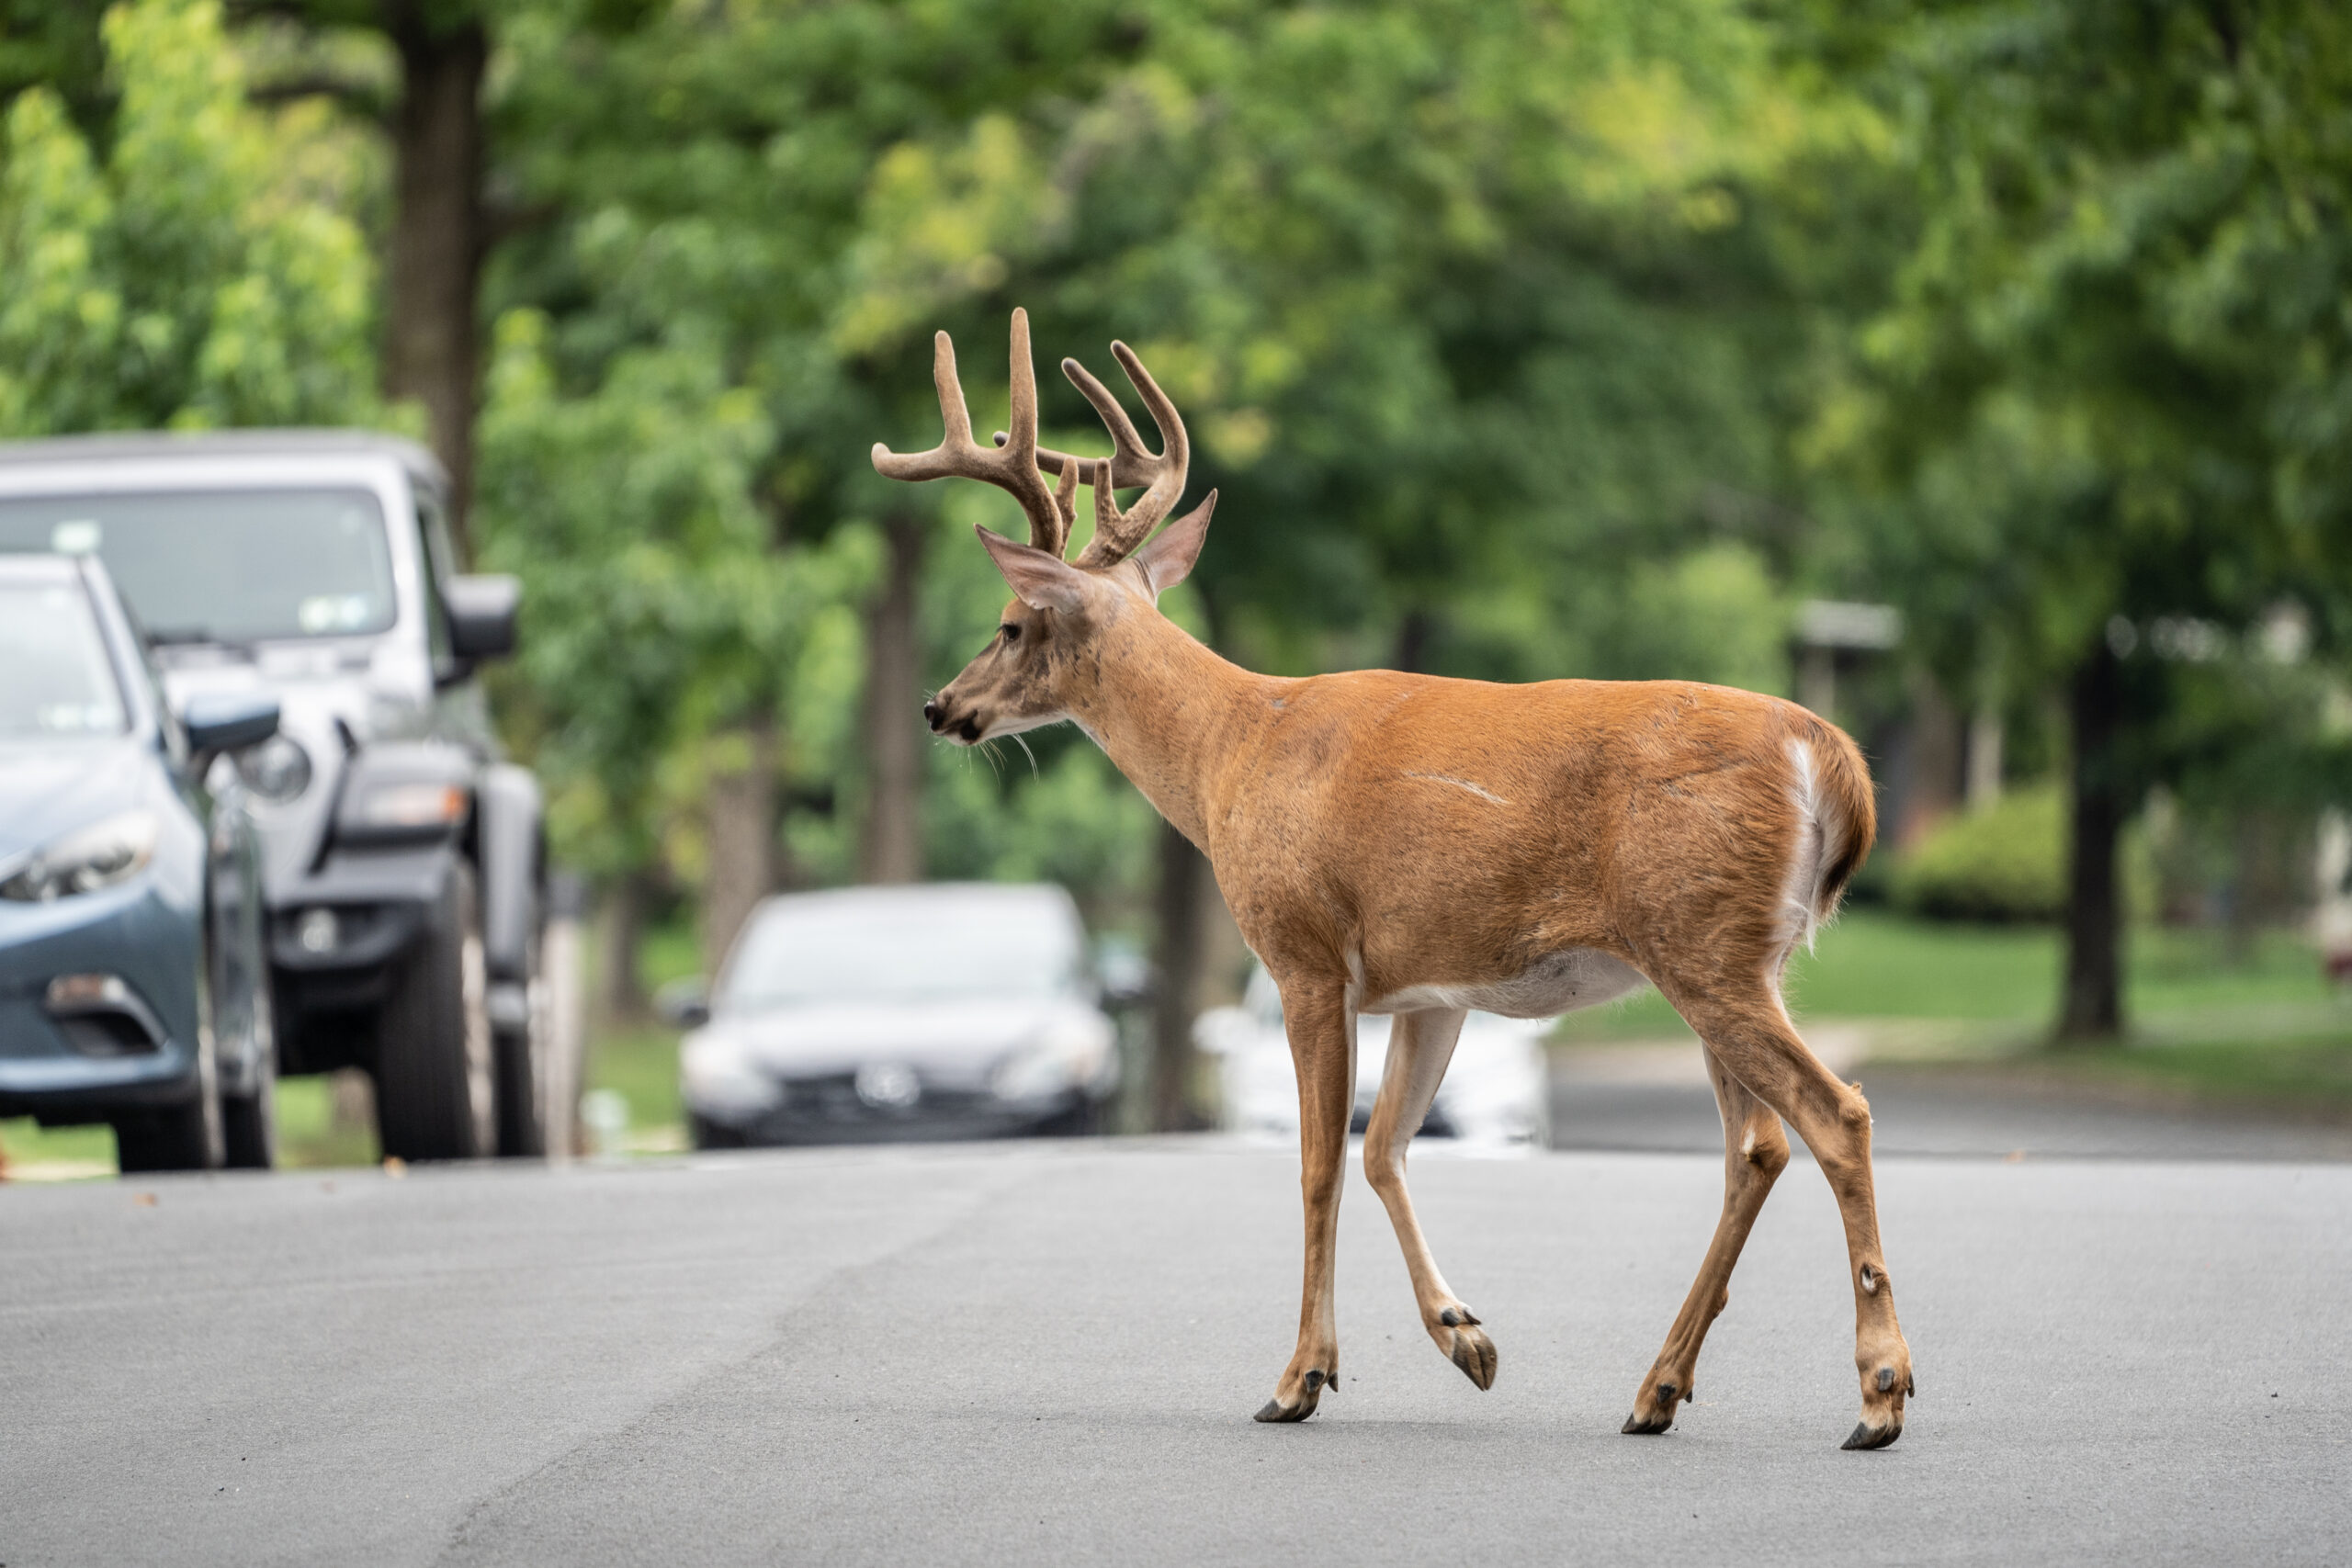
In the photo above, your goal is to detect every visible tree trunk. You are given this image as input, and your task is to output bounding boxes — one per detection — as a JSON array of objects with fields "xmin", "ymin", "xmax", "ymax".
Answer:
[
  {"xmin": 857, "ymin": 514, "xmax": 926, "ymax": 884},
  {"xmin": 1391, "ymin": 606, "xmax": 1433, "ymax": 673},
  {"xmin": 2059, "ymin": 642, "xmax": 2125, "ymax": 1042},
  {"xmin": 700, "ymin": 718, "xmax": 778, "ymax": 975},
  {"xmin": 383, "ymin": 5, "xmax": 486, "ymax": 558},
  {"xmin": 1150, "ymin": 819, "xmax": 1213, "ymax": 1132},
  {"xmin": 594, "ymin": 873, "xmax": 649, "ymax": 1030},
  {"xmin": 1895, "ymin": 670, "xmax": 1963, "ymax": 851}
]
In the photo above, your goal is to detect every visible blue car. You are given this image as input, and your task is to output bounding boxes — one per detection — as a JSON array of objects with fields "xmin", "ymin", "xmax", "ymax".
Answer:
[{"xmin": 0, "ymin": 554, "xmax": 280, "ymax": 1171}]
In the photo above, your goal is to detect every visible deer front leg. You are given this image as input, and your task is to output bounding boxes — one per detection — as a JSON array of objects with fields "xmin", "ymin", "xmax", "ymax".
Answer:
[
  {"xmin": 1623, "ymin": 1043, "xmax": 1787, "ymax": 1434},
  {"xmin": 1254, "ymin": 975, "xmax": 1354, "ymax": 1424},
  {"xmin": 1363, "ymin": 1007, "xmax": 1496, "ymax": 1392}
]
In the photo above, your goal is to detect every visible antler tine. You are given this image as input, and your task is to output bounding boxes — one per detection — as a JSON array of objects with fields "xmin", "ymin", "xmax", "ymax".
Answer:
[
  {"xmin": 990, "ymin": 340, "xmax": 1191, "ymax": 567},
  {"xmin": 870, "ymin": 310, "xmax": 1070, "ymax": 558}
]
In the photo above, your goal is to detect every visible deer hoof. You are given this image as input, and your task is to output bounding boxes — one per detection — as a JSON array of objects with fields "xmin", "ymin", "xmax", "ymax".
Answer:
[
  {"xmin": 1621, "ymin": 1375, "xmax": 1683, "ymax": 1434},
  {"xmin": 1841, "ymin": 1416, "xmax": 1903, "ymax": 1450},
  {"xmin": 1444, "ymin": 1325, "xmax": 1498, "ymax": 1390},
  {"xmin": 1254, "ymin": 1367, "xmax": 1329, "ymax": 1423}
]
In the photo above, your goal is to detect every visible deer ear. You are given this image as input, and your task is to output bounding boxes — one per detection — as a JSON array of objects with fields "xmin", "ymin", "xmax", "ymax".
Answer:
[
  {"xmin": 1133, "ymin": 490, "xmax": 1216, "ymax": 600},
  {"xmin": 976, "ymin": 525, "xmax": 1089, "ymax": 614}
]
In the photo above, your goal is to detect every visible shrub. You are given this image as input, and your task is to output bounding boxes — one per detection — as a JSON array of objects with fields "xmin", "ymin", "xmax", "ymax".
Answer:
[{"xmin": 1889, "ymin": 783, "xmax": 2153, "ymax": 923}]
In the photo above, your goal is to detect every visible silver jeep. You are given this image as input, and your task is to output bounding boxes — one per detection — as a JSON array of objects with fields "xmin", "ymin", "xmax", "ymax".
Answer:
[{"xmin": 0, "ymin": 433, "xmax": 552, "ymax": 1161}]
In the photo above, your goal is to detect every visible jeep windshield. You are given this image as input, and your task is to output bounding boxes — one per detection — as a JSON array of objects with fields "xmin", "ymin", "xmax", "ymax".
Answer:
[{"xmin": 0, "ymin": 490, "xmax": 395, "ymax": 644}]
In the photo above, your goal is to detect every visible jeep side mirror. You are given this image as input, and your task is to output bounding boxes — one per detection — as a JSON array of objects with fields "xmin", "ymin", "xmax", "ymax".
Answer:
[
  {"xmin": 446, "ymin": 575, "xmax": 520, "ymax": 662},
  {"xmin": 181, "ymin": 692, "xmax": 279, "ymax": 758}
]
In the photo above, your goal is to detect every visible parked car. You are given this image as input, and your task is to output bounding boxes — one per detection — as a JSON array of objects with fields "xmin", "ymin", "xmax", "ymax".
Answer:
[
  {"xmin": 1197, "ymin": 964, "xmax": 1552, "ymax": 1149},
  {"xmin": 677, "ymin": 884, "xmax": 1119, "ymax": 1147},
  {"xmin": 0, "ymin": 553, "xmax": 280, "ymax": 1170},
  {"xmin": 0, "ymin": 433, "xmax": 550, "ymax": 1161}
]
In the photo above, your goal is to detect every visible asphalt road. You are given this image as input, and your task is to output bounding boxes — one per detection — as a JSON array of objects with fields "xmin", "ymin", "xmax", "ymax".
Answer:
[
  {"xmin": 4, "ymin": 1139, "xmax": 2348, "ymax": 1567},
  {"xmin": 1552, "ymin": 1045, "xmax": 2352, "ymax": 1161}
]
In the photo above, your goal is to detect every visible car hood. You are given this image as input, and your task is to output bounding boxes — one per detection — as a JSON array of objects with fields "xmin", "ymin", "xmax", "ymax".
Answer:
[
  {"xmin": 0, "ymin": 738, "xmax": 157, "ymax": 865},
  {"xmin": 700, "ymin": 996, "xmax": 1085, "ymax": 1082}
]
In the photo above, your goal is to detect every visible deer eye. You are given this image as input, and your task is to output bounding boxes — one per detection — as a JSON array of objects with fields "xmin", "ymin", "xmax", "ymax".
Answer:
[{"xmin": 999, "ymin": 623, "xmax": 1021, "ymax": 644}]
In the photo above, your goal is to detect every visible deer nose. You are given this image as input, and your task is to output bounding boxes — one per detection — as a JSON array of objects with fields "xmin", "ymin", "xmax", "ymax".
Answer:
[{"xmin": 922, "ymin": 699, "xmax": 946, "ymax": 732}]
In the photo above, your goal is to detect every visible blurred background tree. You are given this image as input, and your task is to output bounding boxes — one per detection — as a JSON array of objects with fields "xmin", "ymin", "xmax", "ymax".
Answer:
[
  {"xmin": 0, "ymin": 0, "xmax": 379, "ymax": 433},
  {"xmin": 1805, "ymin": 0, "xmax": 2352, "ymax": 1039}
]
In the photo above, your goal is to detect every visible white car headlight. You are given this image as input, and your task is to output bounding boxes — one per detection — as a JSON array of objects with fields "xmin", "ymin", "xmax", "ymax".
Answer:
[
  {"xmin": 679, "ymin": 1032, "xmax": 782, "ymax": 1116},
  {"xmin": 991, "ymin": 1015, "xmax": 1114, "ymax": 1101},
  {"xmin": 0, "ymin": 810, "xmax": 159, "ymax": 902}
]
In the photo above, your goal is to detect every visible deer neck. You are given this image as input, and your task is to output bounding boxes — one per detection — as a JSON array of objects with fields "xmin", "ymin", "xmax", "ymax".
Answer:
[{"xmin": 1062, "ymin": 597, "xmax": 1265, "ymax": 850}]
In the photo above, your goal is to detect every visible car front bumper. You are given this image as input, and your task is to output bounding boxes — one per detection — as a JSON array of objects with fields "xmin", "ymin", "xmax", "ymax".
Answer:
[
  {"xmin": 0, "ymin": 878, "xmax": 202, "ymax": 1122},
  {"xmin": 692, "ymin": 1074, "xmax": 1096, "ymax": 1146}
]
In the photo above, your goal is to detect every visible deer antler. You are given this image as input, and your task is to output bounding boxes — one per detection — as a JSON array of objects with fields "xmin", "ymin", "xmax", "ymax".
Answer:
[
  {"xmin": 871, "ymin": 309, "xmax": 1071, "ymax": 558},
  {"xmin": 995, "ymin": 341, "xmax": 1190, "ymax": 568}
]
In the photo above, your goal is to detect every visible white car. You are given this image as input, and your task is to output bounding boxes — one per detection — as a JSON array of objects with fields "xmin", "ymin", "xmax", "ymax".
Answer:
[
  {"xmin": 679, "ymin": 884, "xmax": 1119, "ymax": 1147},
  {"xmin": 1196, "ymin": 966, "xmax": 1552, "ymax": 1149}
]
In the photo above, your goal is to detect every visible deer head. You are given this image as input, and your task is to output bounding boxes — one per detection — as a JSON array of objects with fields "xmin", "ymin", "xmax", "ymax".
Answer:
[{"xmin": 871, "ymin": 309, "xmax": 1216, "ymax": 745}]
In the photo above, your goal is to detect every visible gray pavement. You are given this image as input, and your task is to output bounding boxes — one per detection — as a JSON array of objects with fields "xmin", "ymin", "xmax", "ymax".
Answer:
[
  {"xmin": 1552, "ymin": 1061, "xmax": 2352, "ymax": 1161},
  {"xmin": 4, "ymin": 1140, "xmax": 2349, "ymax": 1566}
]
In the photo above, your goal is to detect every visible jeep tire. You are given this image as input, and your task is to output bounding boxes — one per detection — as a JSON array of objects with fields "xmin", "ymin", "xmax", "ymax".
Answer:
[
  {"xmin": 492, "ymin": 922, "xmax": 547, "ymax": 1158},
  {"xmin": 375, "ymin": 860, "xmax": 495, "ymax": 1161}
]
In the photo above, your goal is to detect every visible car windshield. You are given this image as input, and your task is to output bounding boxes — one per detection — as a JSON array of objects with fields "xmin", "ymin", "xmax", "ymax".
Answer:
[
  {"xmin": 0, "ymin": 490, "xmax": 395, "ymax": 644},
  {"xmin": 720, "ymin": 895, "xmax": 1082, "ymax": 1012},
  {"xmin": 0, "ymin": 580, "xmax": 128, "ymax": 739}
]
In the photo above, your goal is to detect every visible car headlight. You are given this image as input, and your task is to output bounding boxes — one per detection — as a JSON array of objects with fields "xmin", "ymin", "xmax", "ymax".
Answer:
[
  {"xmin": 991, "ymin": 1015, "xmax": 1115, "ymax": 1101},
  {"xmin": 235, "ymin": 735, "xmax": 311, "ymax": 803},
  {"xmin": 679, "ymin": 1032, "xmax": 782, "ymax": 1116},
  {"xmin": 351, "ymin": 782, "xmax": 468, "ymax": 831},
  {"xmin": 0, "ymin": 810, "xmax": 159, "ymax": 902}
]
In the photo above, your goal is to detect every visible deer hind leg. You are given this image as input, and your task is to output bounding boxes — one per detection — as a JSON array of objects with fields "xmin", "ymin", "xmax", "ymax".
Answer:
[
  {"xmin": 1362, "ymin": 1007, "xmax": 1496, "ymax": 1392},
  {"xmin": 1254, "ymin": 975, "xmax": 1354, "ymax": 1425},
  {"xmin": 1622, "ymin": 1043, "xmax": 1788, "ymax": 1434},
  {"xmin": 1668, "ymin": 982, "xmax": 1914, "ymax": 1450}
]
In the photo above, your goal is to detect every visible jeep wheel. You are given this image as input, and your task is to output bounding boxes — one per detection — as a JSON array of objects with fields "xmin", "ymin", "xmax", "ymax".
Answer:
[
  {"xmin": 376, "ymin": 861, "xmax": 496, "ymax": 1160},
  {"xmin": 493, "ymin": 923, "xmax": 547, "ymax": 1158}
]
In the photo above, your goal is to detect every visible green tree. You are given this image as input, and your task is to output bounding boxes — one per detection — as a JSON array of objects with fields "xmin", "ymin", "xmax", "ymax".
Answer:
[
  {"xmin": 1812, "ymin": 0, "xmax": 2352, "ymax": 1038},
  {"xmin": 0, "ymin": 0, "xmax": 379, "ymax": 434}
]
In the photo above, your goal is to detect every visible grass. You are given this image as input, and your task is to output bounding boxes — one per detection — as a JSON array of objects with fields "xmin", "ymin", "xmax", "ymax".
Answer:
[
  {"xmin": 1552, "ymin": 908, "xmax": 2352, "ymax": 1117},
  {"xmin": 1, "ymin": 1073, "xmax": 378, "ymax": 1180},
  {"xmin": 1555, "ymin": 909, "xmax": 2331, "ymax": 1039},
  {"xmin": 587, "ymin": 1027, "xmax": 684, "ymax": 1136}
]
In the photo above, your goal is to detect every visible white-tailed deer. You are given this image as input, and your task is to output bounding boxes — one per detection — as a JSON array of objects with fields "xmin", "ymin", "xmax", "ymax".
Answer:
[{"xmin": 874, "ymin": 310, "xmax": 1914, "ymax": 1449}]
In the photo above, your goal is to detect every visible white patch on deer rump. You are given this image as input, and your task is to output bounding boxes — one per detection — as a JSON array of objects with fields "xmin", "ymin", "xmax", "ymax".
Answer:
[{"xmin": 1777, "ymin": 737, "xmax": 1843, "ymax": 964}]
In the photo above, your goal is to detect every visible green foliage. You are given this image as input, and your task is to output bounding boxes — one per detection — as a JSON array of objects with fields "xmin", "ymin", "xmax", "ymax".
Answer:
[
  {"xmin": 1890, "ymin": 786, "xmax": 2069, "ymax": 921},
  {"xmin": 1890, "ymin": 784, "xmax": 2154, "ymax": 925},
  {"xmin": 474, "ymin": 310, "xmax": 870, "ymax": 878},
  {"xmin": 1807, "ymin": 0, "xmax": 2352, "ymax": 715},
  {"xmin": 0, "ymin": 0, "xmax": 378, "ymax": 435}
]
